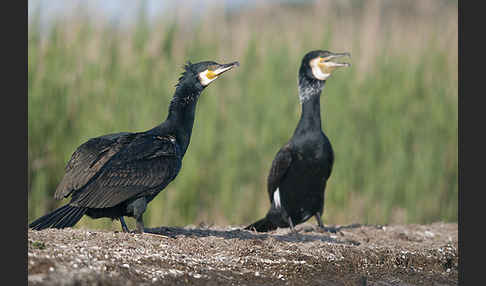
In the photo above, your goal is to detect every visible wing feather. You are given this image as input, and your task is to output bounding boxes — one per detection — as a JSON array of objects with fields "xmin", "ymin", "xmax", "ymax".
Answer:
[
  {"xmin": 266, "ymin": 143, "xmax": 293, "ymax": 201},
  {"xmin": 70, "ymin": 133, "xmax": 181, "ymax": 208},
  {"xmin": 54, "ymin": 133, "xmax": 133, "ymax": 199}
]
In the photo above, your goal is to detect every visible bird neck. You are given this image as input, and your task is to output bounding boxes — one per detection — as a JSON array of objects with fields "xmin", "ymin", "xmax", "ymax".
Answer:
[
  {"xmin": 151, "ymin": 85, "xmax": 202, "ymax": 155},
  {"xmin": 295, "ymin": 78, "xmax": 325, "ymax": 134},
  {"xmin": 168, "ymin": 84, "xmax": 200, "ymax": 119}
]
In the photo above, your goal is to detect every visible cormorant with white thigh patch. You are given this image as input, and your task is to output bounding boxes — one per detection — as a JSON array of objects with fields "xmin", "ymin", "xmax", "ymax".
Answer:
[
  {"xmin": 29, "ymin": 60, "xmax": 239, "ymax": 233},
  {"xmin": 245, "ymin": 50, "xmax": 350, "ymax": 233}
]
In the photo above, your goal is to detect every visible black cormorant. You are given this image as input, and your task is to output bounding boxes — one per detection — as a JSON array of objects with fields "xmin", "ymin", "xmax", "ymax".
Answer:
[
  {"xmin": 245, "ymin": 50, "xmax": 350, "ymax": 233},
  {"xmin": 29, "ymin": 60, "xmax": 239, "ymax": 233}
]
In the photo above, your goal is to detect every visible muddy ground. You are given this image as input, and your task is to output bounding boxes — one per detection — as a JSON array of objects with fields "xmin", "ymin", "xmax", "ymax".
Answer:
[{"xmin": 28, "ymin": 222, "xmax": 458, "ymax": 285}]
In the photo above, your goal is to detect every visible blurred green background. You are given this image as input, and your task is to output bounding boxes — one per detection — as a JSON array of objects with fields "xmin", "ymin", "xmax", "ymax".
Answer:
[{"xmin": 28, "ymin": 0, "xmax": 458, "ymax": 230}]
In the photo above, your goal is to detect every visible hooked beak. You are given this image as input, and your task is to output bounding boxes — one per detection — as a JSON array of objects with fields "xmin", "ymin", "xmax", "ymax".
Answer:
[
  {"xmin": 213, "ymin": 61, "xmax": 240, "ymax": 76},
  {"xmin": 199, "ymin": 61, "xmax": 240, "ymax": 87},
  {"xmin": 319, "ymin": 52, "xmax": 351, "ymax": 70}
]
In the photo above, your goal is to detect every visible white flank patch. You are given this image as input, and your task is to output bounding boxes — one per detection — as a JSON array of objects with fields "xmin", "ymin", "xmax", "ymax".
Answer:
[{"xmin": 273, "ymin": 188, "xmax": 281, "ymax": 209}]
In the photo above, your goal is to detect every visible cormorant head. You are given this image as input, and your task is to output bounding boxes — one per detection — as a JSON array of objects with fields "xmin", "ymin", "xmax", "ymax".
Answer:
[
  {"xmin": 300, "ymin": 50, "xmax": 351, "ymax": 82},
  {"xmin": 177, "ymin": 61, "xmax": 240, "ymax": 92}
]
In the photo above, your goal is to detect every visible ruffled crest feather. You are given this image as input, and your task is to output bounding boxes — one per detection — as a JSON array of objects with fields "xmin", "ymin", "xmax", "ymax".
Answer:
[{"xmin": 175, "ymin": 61, "xmax": 194, "ymax": 88}]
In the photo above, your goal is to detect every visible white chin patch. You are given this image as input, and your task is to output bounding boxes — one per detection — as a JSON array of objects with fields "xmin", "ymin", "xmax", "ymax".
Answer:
[
  {"xmin": 311, "ymin": 65, "xmax": 330, "ymax": 80},
  {"xmin": 273, "ymin": 188, "xmax": 281, "ymax": 209},
  {"xmin": 198, "ymin": 70, "xmax": 217, "ymax": 86},
  {"xmin": 310, "ymin": 58, "xmax": 331, "ymax": 80}
]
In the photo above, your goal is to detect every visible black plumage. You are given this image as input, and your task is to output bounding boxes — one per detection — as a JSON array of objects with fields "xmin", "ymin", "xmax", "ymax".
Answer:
[
  {"xmin": 29, "ymin": 60, "xmax": 239, "ymax": 233},
  {"xmin": 245, "ymin": 50, "xmax": 350, "ymax": 233}
]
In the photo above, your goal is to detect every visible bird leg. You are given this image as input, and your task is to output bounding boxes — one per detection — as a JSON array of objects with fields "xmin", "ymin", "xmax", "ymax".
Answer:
[
  {"xmin": 288, "ymin": 216, "xmax": 300, "ymax": 235},
  {"xmin": 315, "ymin": 212, "xmax": 324, "ymax": 227},
  {"xmin": 135, "ymin": 216, "xmax": 145, "ymax": 234},
  {"xmin": 128, "ymin": 197, "xmax": 147, "ymax": 234},
  {"xmin": 315, "ymin": 212, "xmax": 337, "ymax": 233},
  {"xmin": 119, "ymin": 216, "xmax": 130, "ymax": 232}
]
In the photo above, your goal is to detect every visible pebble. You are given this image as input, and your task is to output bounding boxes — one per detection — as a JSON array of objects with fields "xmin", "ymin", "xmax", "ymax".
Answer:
[{"xmin": 424, "ymin": 231, "xmax": 435, "ymax": 238}]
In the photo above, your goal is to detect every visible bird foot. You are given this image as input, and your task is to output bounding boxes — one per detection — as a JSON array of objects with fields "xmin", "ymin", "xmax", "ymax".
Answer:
[
  {"xmin": 288, "ymin": 228, "xmax": 301, "ymax": 236},
  {"xmin": 316, "ymin": 225, "xmax": 338, "ymax": 234},
  {"xmin": 121, "ymin": 227, "xmax": 145, "ymax": 234}
]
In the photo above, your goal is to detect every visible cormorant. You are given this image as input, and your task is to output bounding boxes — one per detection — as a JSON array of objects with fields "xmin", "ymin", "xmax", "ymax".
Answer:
[
  {"xmin": 29, "ymin": 60, "xmax": 239, "ymax": 233},
  {"xmin": 245, "ymin": 50, "xmax": 350, "ymax": 233}
]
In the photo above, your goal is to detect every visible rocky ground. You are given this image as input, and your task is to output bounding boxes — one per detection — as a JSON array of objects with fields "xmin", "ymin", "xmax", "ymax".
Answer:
[{"xmin": 28, "ymin": 222, "xmax": 458, "ymax": 285}]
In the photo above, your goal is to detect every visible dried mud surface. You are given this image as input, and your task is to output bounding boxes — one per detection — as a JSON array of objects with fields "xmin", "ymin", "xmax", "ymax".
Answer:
[{"xmin": 28, "ymin": 222, "xmax": 458, "ymax": 285}]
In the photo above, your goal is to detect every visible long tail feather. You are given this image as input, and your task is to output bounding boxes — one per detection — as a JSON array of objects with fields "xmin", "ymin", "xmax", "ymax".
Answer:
[
  {"xmin": 29, "ymin": 205, "xmax": 87, "ymax": 230},
  {"xmin": 244, "ymin": 217, "xmax": 278, "ymax": 232}
]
